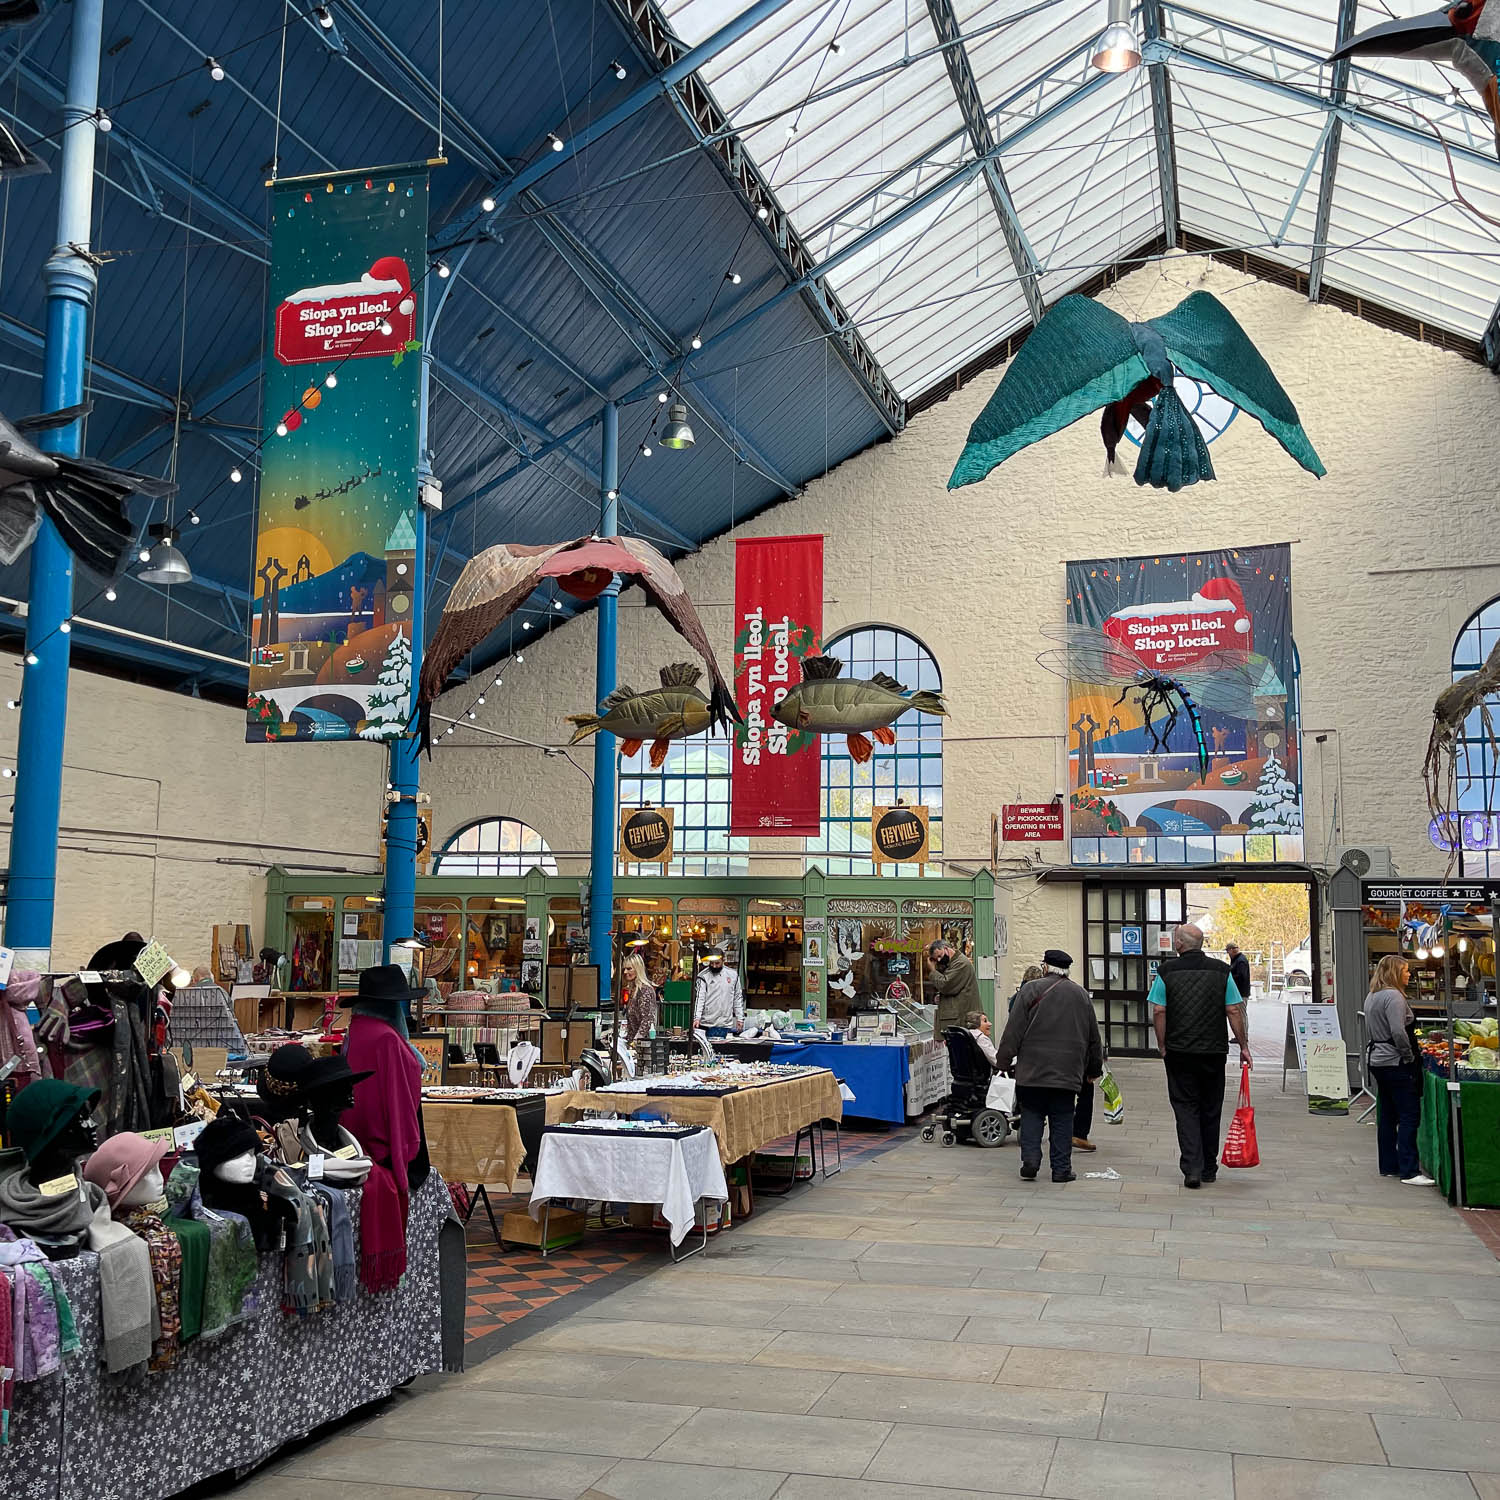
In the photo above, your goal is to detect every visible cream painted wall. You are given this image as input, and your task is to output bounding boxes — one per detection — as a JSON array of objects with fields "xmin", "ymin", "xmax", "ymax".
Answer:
[
  {"xmin": 0, "ymin": 654, "xmax": 384, "ymax": 972},
  {"xmin": 423, "ymin": 257, "xmax": 1500, "ymax": 993}
]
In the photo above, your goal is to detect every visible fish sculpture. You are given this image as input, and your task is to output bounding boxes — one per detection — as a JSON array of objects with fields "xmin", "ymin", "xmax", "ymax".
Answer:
[
  {"xmin": 566, "ymin": 663, "xmax": 715, "ymax": 767},
  {"xmin": 770, "ymin": 654, "xmax": 946, "ymax": 763},
  {"xmin": 0, "ymin": 401, "xmax": 174, "ymax": 575}
]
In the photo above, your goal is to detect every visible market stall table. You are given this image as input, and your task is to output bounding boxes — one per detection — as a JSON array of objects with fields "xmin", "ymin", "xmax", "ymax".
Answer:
[
  {"xmin": 1418, "ymin": 1064, "xmax": 1500, "ymax": 1206},
  {"xmin": 766, "ymin": 1039, "xmax": 911, "ymax": 1125},
  {"xmin": 530, "ymin": 1121, "xmax": 728, "ymax": 1255},
  {"xmin": 563, "ymin": 1066, "xmax": 843, "ymax": 1165}
]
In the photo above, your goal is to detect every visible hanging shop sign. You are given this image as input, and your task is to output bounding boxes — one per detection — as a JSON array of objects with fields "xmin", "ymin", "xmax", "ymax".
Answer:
[
  {"xmin": 1431, "ymin": 814, "xmax": 1500, "ymax": 853},
  {"xmin": 247, "ymin": 162, "xmax": 430, "ymax": 744},
  {"xmin": 619, "ymin": 806, "xmax": 675, "ymax": 866},
  {"xmin": 1001, "ymin": 803, "xmax": 1065, "ymax": 841},
  {"xmin": 1062, "ymin": 543, "xmax": 1299, "ymax": 863},
  {"xmin": 871, "ymin": 804, "xmax": 930, "ymax": 864},
  {"xmin": 730, "ymin": 535, "xmax": 823, "ymax": 836}
]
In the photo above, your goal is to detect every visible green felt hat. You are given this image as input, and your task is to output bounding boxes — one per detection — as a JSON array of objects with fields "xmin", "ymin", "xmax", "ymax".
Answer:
[{"xmin": 4, "ymin": 1079, "xmax": 100, "ymax": 1162}]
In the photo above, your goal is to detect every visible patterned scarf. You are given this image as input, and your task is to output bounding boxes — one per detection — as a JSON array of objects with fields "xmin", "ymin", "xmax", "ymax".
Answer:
[
  {"xmin": 122, "ymin": 1206, "xmax": 182, "ymax": 1371},
  {"xmin": 309, "ymin": 1183, "xmax": 356, "ymax": 1303},
  {"xmin": 0, "ymin": 1268, "xmax": 11, "ymax": 1444}
]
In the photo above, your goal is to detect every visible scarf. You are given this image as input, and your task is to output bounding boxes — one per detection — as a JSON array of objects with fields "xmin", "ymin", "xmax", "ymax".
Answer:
[
  {"xmin": 310, "ymin": 1184, "xmax": 356, "ymax": 1303},
  {"xmin": 201, "ymin": 1209, "xmax": 257, "ymax": 1337},
  {"xmin": 85, "ymin": 1194, "xmax": 154, "ymax": 1374},
  {"xmin": 122, "ymin": 1206, "xmax": 182, "ymax": 1371},
  {"xmin": 263, "ymin": 1166, "xmax": 320, "ymax": 1315},
  {"xmin": 165, "ymin": 1216, "xmax": 210, "ymax": 1343},
  {"xmin": 352, "ymin": 999, "xmax": 428, "ymax": 1066},
  {"xmin": 0, "ymin": 1164, "xmax": 97, "ymax": 1251},
  {"xmin": 357, "ymin": 1160, "xmax": 408, "ymax": 1294}
]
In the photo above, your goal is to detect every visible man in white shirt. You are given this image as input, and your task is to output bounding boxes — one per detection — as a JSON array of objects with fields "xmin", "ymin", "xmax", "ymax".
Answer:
[{"xmin": 693, "ymin": 948, "xmax": 745, "ymax": 1035}]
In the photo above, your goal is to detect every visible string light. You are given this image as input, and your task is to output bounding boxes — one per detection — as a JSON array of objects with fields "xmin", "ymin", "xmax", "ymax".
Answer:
[
  {"xmin": 553, "ymin": 599, "xmax": 562, "ymax": 609},
  {"xmin": 4, "ymin": 699, "xmax": 17, "ymax": 710},
  {"xmin": 379, "ymin": 319, "xmax": 392, "ymax": 335},
  {"xmin": 105, "ymin": 587, "xmax": 116, "ymax": 601},
  {"xmin": 522, "ymin": 621, "xmax": 531, "ymax": 630},
  {"xmin": 786, "ymin": 120, "xmax": 798, "ymax": 137},
  {"xmin": 640, "ymin": 442, "xmax": 652, "ymax": 457},
  {"xmin": 481, "ymin": 195, "xmax": 496, "ymax": 211},
  {"xmin": 58, "ymin": 620, "xmax": 71, "ymax": 634},
  {"xmin": 756, "ymin": 205, "xmax": 769, "ymax": 220},
  {"xmin": 324, "ymin": 372, "xmax": 337, "ymax": 388},
  {"xmin": 95, "ymin": 109, "xmax": 111, "ymax": 132},
  {"xmin": 690, "ymin": 335, "xmax": 702, "ymax": 350},
  {"xmin": 435, "ymin": 260, "xmax": 450, "ymax": 278},
  {"xmin": 315, "ymin": 5, "xmax": 334, "ymax": 27},
  {"xmin": 206, "ymin": 57, "xmax": 224, "ymax": 81},
  {"xmin": 726, "ymin": 270, "xmax": 742, "ymax": 285},
  {"xmin": 547, "ymin": 132, "xmax": 564, "ymax": 152},
  {"xmin": 138, "ymin": 548, "xmax": 152, "ymax": 562},
  {"xmin": 24, "ymin": 653, "xmax": 37, "ymax": 666},
  {"xmin": 611, "ymin": 59, "xmax": 627, "ymax": 79},
  {"xmin": 476, "ymin": 695, "xmax": 485, "ymax": 705},
  {"xmin": 187, "ymin": 510, "xmax": 200, "ymax": 525},
  {"xmin": 516, "ymin": 653, "xmax": 524, "ymax": 663},
  {"xmin": 605, "ymin": 487, "xmax": 618, "ymax": 499},
  {"xmin": 658, "ymin": 391, "xmax": 669, "ymax": 403},
  {"xmin": 467, "ymin": 710, "xmax": 476, "ymax": 720},
  {"xmin": 1, "ymin": 769, "xmax": 13, "ymax": 780},
  {"xmin": 230, "ymin": 466, "xmax": 242, "ymax": 482},
  {"xmin": 275, "ymin": 421, "xmax": 288, "ymax": 437}
]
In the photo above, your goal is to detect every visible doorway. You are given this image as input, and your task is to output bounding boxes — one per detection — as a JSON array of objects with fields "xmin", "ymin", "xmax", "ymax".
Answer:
[{"xmin": 1082, "ymin": 881, "xmax": 1187, "ymax": 1055}]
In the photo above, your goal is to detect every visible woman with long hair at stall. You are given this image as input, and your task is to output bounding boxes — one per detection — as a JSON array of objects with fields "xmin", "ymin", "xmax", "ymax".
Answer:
[{"xmin": 1365, "ymin": 954, "xmax": 1432, "ymax": 1186}]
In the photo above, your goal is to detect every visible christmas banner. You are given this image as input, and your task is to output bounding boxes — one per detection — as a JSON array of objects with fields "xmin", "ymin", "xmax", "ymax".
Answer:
[
  {"xmin": 1061, "ymin": 544, "xmax": 1300, "ymax": 861},
  {"xmin": 246, "ymin": 163, "xmax": 429, "ymax": 743},
  {"xmin": 730, "ymin": 535, "xmax": 823, "ymax": 836}
]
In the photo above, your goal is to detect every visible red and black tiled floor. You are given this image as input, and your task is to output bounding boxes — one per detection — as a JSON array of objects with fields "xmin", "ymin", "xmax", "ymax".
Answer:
[{"xmin": 459, "ymin": 1123, "xmax": 905, "ymax": 1346}]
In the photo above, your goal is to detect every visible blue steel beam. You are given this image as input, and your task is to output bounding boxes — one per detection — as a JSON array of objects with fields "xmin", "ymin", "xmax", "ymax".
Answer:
[
  {"xmin": 924, "ymin": 0, "xmax": 1044, "ymax": 322},
  {"xmin": 589, "ymin": 404, "xmax": 620, "ymax": 1005},
  {"xmin": 8, "ymin": 0, "xmax": 103, "ymax": 964},
  {"xmin": 1307, "ymin": 0, "xmax": 1360, "ymax": 303},
  {"xmin": 434, "ymin": 360, "xmax": 697, "ymax": 550},
  {"xmin": 1141, "ymin": 0, "xmax": 1180, "ymax": 245},
  {"xmin": 0, "ymin": 312, "xmax": 178, "ymax": 412}
]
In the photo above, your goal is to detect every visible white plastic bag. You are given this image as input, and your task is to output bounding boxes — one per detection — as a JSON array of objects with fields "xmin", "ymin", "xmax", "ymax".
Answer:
[{"xmin": 986, "ymin": 1073, "xmax": 1016, "ymax": 1114}]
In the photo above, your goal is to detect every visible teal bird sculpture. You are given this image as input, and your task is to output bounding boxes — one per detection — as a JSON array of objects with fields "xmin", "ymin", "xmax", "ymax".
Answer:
[{"xmin": 947, "ymin": 291, "xmax": 1325, "ymax": 494}]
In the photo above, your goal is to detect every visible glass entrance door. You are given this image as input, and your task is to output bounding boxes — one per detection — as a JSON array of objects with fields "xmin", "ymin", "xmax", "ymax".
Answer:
[{"xmin": 1083, "ymin": 881, "xmax": 1187, "ymax": 1054}]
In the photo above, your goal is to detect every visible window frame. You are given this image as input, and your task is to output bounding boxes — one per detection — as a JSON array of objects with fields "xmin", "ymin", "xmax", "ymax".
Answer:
[{"xmin": 433, "ymin": 817, "xmax": 559, "ymax": 877}]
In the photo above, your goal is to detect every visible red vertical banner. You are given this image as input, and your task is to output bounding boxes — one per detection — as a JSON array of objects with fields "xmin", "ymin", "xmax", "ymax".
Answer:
[{"xmin": 730, "ymin": 535, "xmax": 824, "ymax": 836}]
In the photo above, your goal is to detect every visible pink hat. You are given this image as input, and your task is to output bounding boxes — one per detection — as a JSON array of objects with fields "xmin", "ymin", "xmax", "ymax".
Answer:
[{"xmin": 82, "ymin": 1132, "xmax": 168, "ymax": 1207}]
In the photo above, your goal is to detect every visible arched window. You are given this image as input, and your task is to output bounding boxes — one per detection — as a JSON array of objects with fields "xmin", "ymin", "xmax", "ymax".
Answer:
[
  {"xmin": 435, "ymin": 817, "xmax": 558, "ymax": 876},
  {"xmin": 1452, "ymin": 598, "xmax": 1500, "ymax": 875},
  {"xmin": 804, "ymin": 626, "xmax": 943, "ymax": 875},
  {"xmin": 619, "ymin": 736, "xmax": 749, "ymax": 876}
]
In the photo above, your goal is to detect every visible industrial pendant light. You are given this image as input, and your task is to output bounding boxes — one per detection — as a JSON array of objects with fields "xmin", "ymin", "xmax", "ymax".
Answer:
[
  {"xmin": 138, "ymin": 534, "xmax": 193, "ymax": 585},
  {"xmin": 661, "ymin": 402, "xmax": 695, "ymax": 450},
  {"xmin": 1091, "ymin": 0, "xmax": 1140, "ymax": 71}
]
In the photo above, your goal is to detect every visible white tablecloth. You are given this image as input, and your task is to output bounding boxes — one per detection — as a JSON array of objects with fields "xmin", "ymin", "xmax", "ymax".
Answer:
[
  {"xmin": 530, "ymin": 1127, "xmax": 729, "ymax": 1246},
  {"xmin": 906, "ymin": 1038, "xmax": 952, "ymax": 1116}
]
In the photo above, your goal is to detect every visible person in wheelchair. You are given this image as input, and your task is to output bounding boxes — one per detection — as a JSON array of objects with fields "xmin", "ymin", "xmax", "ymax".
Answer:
[{"xmin": 966, "ymin": 1010, "xmax": 998, "ymax": 1070}]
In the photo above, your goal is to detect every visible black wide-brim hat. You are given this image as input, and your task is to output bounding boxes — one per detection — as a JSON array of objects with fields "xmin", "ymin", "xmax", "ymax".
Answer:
[
  {"xmin": 356, "ymin": 963, "xmax": 425, "ymax": 1005},
  {"xmin": 88, "ymin": 934, "xmax": 147, "ymax": 974},
  {"xmin": 300, "ymin": 1054, "xmax": 374, "ymax": 1095}
]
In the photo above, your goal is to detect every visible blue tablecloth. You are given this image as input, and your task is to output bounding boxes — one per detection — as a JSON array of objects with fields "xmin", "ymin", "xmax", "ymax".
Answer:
[{"xmin": 769, "ymin": 1041, "xmax": 912, "ymax": 1124}]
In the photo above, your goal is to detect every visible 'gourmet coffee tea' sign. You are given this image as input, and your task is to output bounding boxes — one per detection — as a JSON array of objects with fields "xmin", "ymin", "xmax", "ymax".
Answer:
[
  {"xmin": 871, "ymin": 804, "xmax": 929, "ymax": 865},
  {"xmin": 619, "ymin": 806, "xmax": 675, "ymax": 866}
]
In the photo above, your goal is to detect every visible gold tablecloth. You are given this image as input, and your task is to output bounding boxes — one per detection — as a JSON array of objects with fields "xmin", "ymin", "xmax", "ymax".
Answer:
[
  {"xmin": 423, "ymin": 1095, "xmax": 579, "ymax": 1187},
  {"xmin": 562, "ymin": 1069, "xmax": 843, "ymax": 1164}
]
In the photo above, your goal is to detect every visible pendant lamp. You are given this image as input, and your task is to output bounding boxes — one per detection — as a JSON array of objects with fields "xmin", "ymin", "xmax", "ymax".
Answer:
[
  {"xmin": 661, "ymin": 402, "xmax": 695, "ymax": 450},
  {"xmin": 1091, "ymin": 0, "xmax": 1141, "ymax": 71},
  {"xmin": 138, "ymin": 534, "xmax": 193, "ymax": 585}
]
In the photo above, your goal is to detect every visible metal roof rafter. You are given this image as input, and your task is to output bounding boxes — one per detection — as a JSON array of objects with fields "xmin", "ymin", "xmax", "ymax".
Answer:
[
  {"xmin": 1308, "ymin": 0, "xmax": 1360, "ymax": 302},
  {"xmin": 923, "ymin": 0, "xmax": 1044, "ymax": 321},
  {"xmin": 1140, "ymin": 0, "xmax": 1179, "ymax": 244}
]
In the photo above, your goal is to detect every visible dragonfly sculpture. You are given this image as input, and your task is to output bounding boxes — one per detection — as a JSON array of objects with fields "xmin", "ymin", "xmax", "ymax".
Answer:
[{"xmin": 1037, "ymin": 625, "xmax": 1264, "ymax": 784}]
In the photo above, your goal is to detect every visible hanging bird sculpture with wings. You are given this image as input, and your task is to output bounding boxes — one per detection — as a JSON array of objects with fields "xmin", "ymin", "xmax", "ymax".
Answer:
[
  {"xmin": 0, "ymin": 401, "xmax": 175, "ymax": 575},
  {"xmin": 1037, "ymin": 624, "xmax": 1264, "ymax": 784},
  {"xmin": 1425, "ymin": 634, "xmax": 1500, "ymax": 872},
  {"xmin": 417, "ymin": 535, "xmax": 739, "ymax": 750},
  {"xmin": 948, "ymin": 291, "xmax": 1325, "ymax": 493},
  {"xmin": 1331, "ymin": 1, "xmax": 1500, "ymax": 155}
]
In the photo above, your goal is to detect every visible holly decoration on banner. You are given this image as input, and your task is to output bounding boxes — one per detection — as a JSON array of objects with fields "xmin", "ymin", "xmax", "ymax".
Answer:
[{"xmin": 1071, "ymin": 787, "xmax": 1126, "ymax": 835}]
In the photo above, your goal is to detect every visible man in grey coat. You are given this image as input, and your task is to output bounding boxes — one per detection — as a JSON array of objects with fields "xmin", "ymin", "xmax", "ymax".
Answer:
[
  {"xmin": 928, "ymin": 939, "xmax": 981, "ymax": 1035},
  {"xmin": 996, "ymin": 949, "xmax": 1103, "ymax": 1183}
]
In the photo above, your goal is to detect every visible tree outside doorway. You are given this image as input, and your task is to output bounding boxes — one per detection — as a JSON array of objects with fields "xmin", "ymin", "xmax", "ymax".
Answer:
[{"xmin": 1208, "ymin": 881, "xmax": 1310, "ymax": 994}]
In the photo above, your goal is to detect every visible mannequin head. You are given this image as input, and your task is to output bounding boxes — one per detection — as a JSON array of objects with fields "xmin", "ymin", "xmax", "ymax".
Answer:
[
  {"xmin": 353, "ymin": 963, "xmax": 422, "ymax": 1030},
  {"xmin": 212, "ymin": 1152, "xmax": 257, "ymax": 1185},
  {"xmin": 258, "ymin": 1042, "xmax": 314, "ymax": 1124},
  {"xmin": 298, "ymin": 1054, "xmax": 371, "ymax": 1139},
  {"xmin": 194, "ymin": 1113, "xmax": 262, "ymax": 1189},
  {"xmin": 5, "ymin": 1079, "xmax": 102, "ymax": 1185},
  {"xmin": 81, "ymin": 1129, "xmax": 168, "ymax": 1210}
]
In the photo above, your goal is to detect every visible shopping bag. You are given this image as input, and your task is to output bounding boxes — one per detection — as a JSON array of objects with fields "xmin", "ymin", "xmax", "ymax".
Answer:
[
  {"xmin": 986, "ymin": 1072, "xmax": 1016, "ymax": 1114},
  {"xmin": 1099, "ymin": 1068, "xmax": 1125, "ymax": 1123},
  {"xmin": 1221, "ymin": 1062, "xmax": 1260, "ymax": 1168}
]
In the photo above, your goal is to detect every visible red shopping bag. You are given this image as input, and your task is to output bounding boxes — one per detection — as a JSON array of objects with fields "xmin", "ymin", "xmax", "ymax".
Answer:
[{"xmin": 1220, "ymin": 1062, "xmax": 1259, "ymax": 1168}]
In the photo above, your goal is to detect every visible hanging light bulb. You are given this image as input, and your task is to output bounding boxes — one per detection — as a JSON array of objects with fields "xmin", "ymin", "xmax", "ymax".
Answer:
[
  {"xmin": 661, "ymin": 403, "xmax": 695, "ymax": 450},
  {"xmin": 658, "ymin": 391, "xmax": 669, "ymax": 403},
  {"xmin": 552, "ymin": 599, "xmax": 562, "ymax": 609},
  {"xmin": 605, "ymin": 487, "xmax": 618, "ymax": 499},
  {"xmin": 1, "ymin": 769, "xmax": 13, "ymax": 780},
  {"xmin": 138, "ymin": 548, "xmax": 152, "ymax": 563},
  {"xmin": 276, "ymin": 421, "xmax": 288, "ymax": 437},
  {"xmin": 5, "ymin": 699, "xmax": 16, "ymax": 710},
  {"xmin": 467, "ymin": 710, "xmax": 476, "ymax": 720},
  {"xmin": 547, "ymin": 132, "xmax": 565, "ymax": 152},
  {"xmin": 435, "ymin": 259, "xmax": 450, "ymax": 278},
  {"xmin": 494, "ymin": 676, "xmax": 503, "ymax": 687},
  {"xmin": 95, "ymin": 108, "xmax": 111, "ymax": 133},
  {"xmin": 315, "ymin": 4, "xmax": 334, "ymax": 27},
  {"xmin": 206, "ymin": 56, "xmax": 224, "ymax": 81},
  {"xmin": 611, "ymin": 59, "xmax": 627, "ymax": 79},
  {"xmin": 1432, "ymin": 943, "xmax": 1447, "ymax": 959},
  {"xmin": 105, "ymin": 587, "xmax": 116, "ymax": 601},
  {"xmin": 1416, "ymin": 946, "xmax": 1429, "ymax": 961},
  {"xmin": 379, "ymin": 319, "xmax": 392, "ymax": 335},
  {"xmin": 324, "ymin": 372, "xmax": 337, "ymax": 388},
  {"xmin": 444, "ymin": 725, "xmax": 454, "ymax": 735},
  {"xmin": 230, "ymin": 465, "xmax": 242, "ymax": 482},
  {"xmin": 640, "ymin": 442, "xmax": 652, "ymax": 457},
  {"xmin": 481, "ymin": 195, "xmax": 496, "ymax": 212},
  {"xmin": 58, "ymin": 620, "xmax": 71, "ymax": 634},
  {"xmin": 1459, "ymin": 937, "xmax": 1471, "ymax": 953},
  {"xmin": 24, "ymin": 652, "xmax": 36, "ymax": 667},
  {"xmin": 522, "ymin": 621, "xmax": 531, "ymax": 630},
  {"xmin": 187, "ymin": 509, "xmax": 200, "ymax": 525},
  {"xmin": 756, "ymin": 204, "xmax": 770, "ymax": 220},
  {"xmin": 726, "ymin": 270, "xmax": 742, "ymax": 285},
  {"xmin": 1447, "ymin": 87, "xmax": 1462, "ymax": 106},
  {"xmin": 690, "ymin": 335, "xmax": 702, "ymax": 350},
  {"xmin": 477, "ymin": 695, "xmax": 485, "ymax": 705},
  {"xmin": 1091, "ymin": 0, "xmax": 1141, "ymax": 71},
  {"xmin": 516, "ymin": 653, "xmax": 524, "ymax": 663}
]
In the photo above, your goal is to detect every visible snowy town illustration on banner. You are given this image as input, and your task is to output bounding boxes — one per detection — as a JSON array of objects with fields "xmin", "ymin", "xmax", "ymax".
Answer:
[{"xmin": 1060, "ymin": 546, "xmax": 1302, "ymax": 860}]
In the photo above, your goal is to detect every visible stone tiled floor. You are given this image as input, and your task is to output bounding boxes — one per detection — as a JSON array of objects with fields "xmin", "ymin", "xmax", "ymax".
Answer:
[{"xmin": 230, "ymin": 1058, "xmax": 1500, "ymax": 1500}]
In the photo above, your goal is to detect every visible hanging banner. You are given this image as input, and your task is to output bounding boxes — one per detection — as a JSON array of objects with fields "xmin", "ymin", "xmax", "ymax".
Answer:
[
  {"xmin": 871, "ymin": 804, "xmax": 930, "ymax": 864},
  {"xmin": 619, "ymin": 806, "xmax": 675, "ymax": 866},
  {"xmin": 730, "ymin": 535, "xmax": 823, "ymax": 836},
  {"xmin": 1062, "ymin": 544, "xmax": 1300, "ymax": 861},
  {"xmin": 246, "ymin": 163, "xmax": 429, "ymax": 743}
]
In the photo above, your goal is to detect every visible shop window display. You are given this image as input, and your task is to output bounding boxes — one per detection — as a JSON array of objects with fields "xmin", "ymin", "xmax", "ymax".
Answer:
[
  {"xmin": 462, "ymin": 897, "xmax": 527, "ymax": 989},
  {"xmin": 805, "ymin": 626, "xmax": 944, "ymax": 876},
  {"xmin": 433, "ymin": 817, "xmax": 558, "ymax": 876},
  {"xmin": 337, "ymin": 895, "xmax": 384, "ymax": 986},
  {"xmin": 414, "ymin": 900, "xmax": 463, "ymax": 996},
  {"xmin": 745, "ymin": 900, "xmax": 804, "ymax": 1010},
  {"xmin": 284, "ymin": 895, "xmax": 335, "ymax": 991}
]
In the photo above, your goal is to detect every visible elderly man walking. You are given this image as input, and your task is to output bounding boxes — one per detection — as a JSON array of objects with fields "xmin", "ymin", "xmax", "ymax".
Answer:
[
  {"xmin": 1151, "ymin": 922, "xmax": 1252, "ymax": 1188},
  {"xmin": 996, "ymin": 949, "xmax": 1103, "ymax": 1184}
]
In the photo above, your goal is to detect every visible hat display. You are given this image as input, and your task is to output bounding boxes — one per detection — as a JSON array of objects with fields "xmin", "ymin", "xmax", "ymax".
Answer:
[
  {"xmin": 259, "ymin": 1043, "xmax": 315, "ymax": 1102},
  {"xmin": 1042, "ymin": 948, "xmax": 1074, "ymax": 969},
  {"xmin": 87, "ymin": 934, "xmax": 147, "ymax": 974},
  {"xmin": 356, "ymin": 964, "xmax": 424, "ymax": 1005},
  {"xmin": 193, "ymin": 1114, "xmax": 261, "ymax": 1177},
  {"xmin": 82, "ymin": 1131, "xmax": 168, "ymax": 1208},
  {"xmin": 299, "ymin": 1055, "xmax": 373, "ymax": 1095},
  {"xmin": 3, "ymin": 1079, "xmax": 101, "ymax": 1162}
]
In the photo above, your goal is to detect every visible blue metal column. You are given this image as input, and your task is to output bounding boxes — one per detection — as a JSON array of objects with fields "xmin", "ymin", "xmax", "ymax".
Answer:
[
  {"xmin": 6, "ymin": 0, "xmax": 104, "ymax": 966},
  {"xmin": 588, "ymin": 403, "xmax": 619, "ymax": 1004}
]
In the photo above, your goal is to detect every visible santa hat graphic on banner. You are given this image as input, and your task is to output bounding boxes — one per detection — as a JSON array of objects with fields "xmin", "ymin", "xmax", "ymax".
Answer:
[
  {"xmin": 274, "ymin": 255, "xmax": 416, "ymax": 367},
  {"xmin": 1102, "ymin": 573, "xmax": 1252, "ymax": 670}
]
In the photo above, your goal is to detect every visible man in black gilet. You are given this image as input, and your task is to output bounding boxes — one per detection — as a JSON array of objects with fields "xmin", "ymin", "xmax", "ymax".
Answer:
[{"xmin": 1151, "ymin": 922, "xmax": 1252, "ymax": 1188}]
